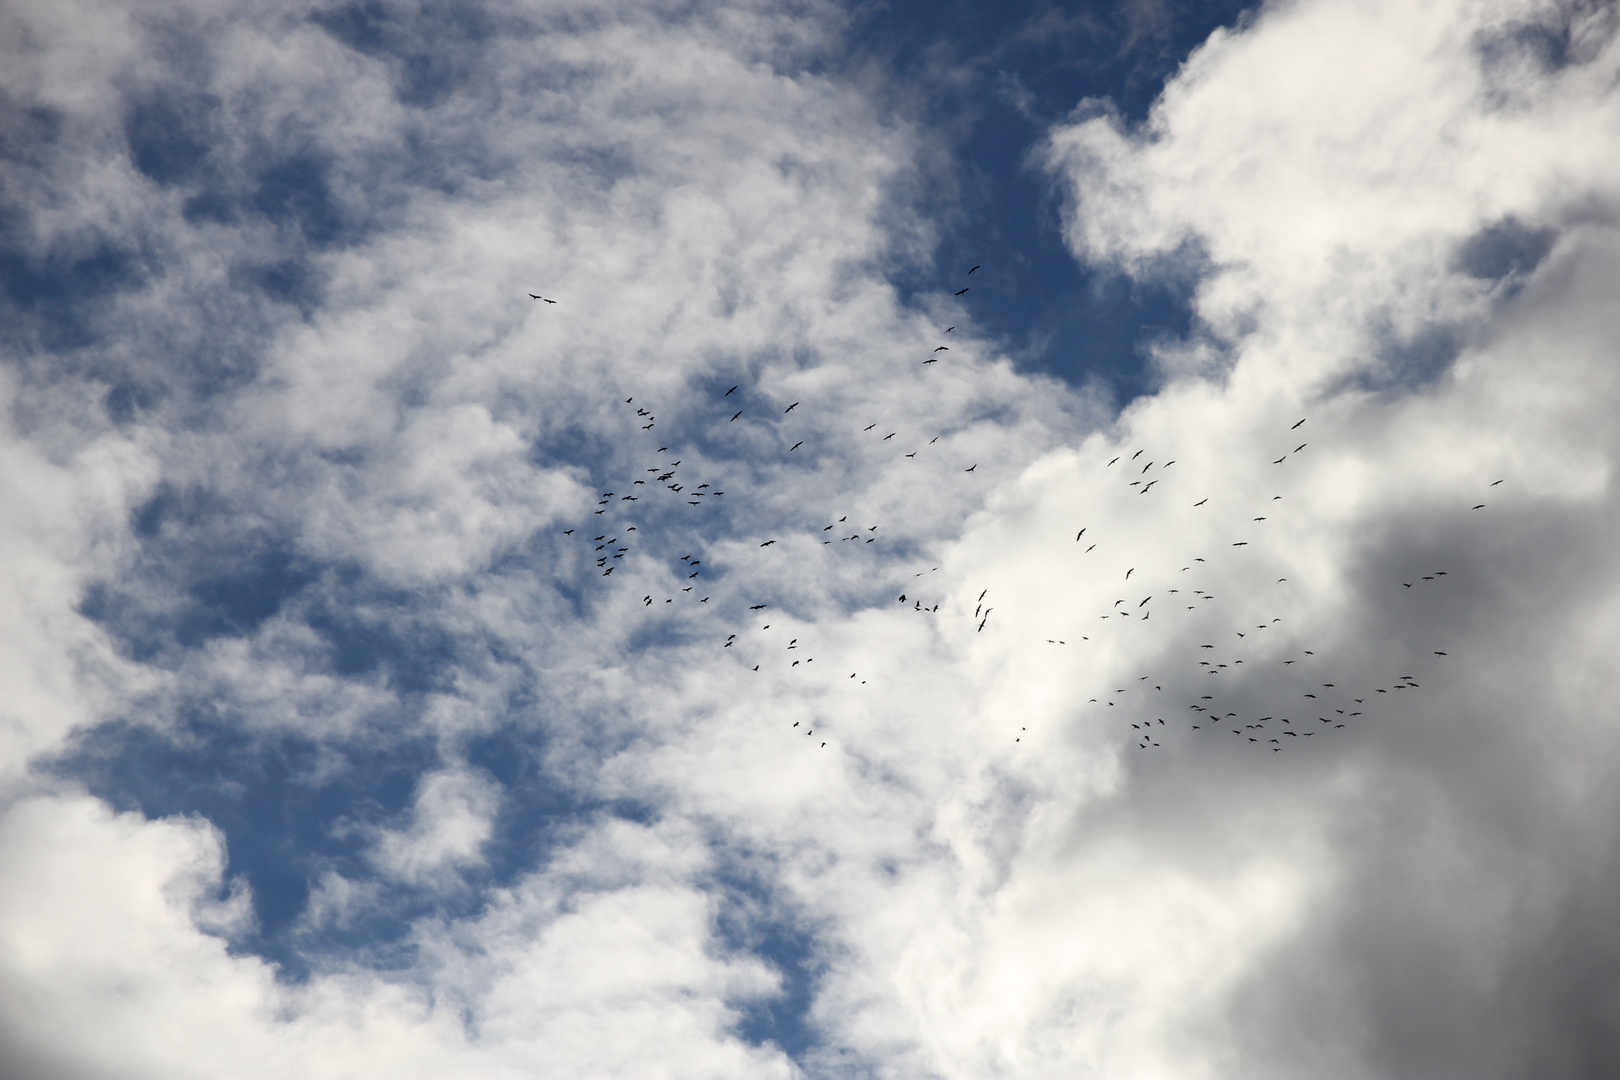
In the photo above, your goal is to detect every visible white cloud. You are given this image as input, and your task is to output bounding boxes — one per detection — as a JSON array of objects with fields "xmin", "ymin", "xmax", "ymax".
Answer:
[
  {"xmin": 0, "ymin": 793, "xmax": 795, "ymax": 1078},
  {"xmin": 0, "ymin": 0, "xmax": 1076, "ymax": 1075},
  {"xmin": 0, "ymin": 415, "xmax": 159, "ymax": 784},
  {"xmin": 368, "ymin": 768, "xmax": 500, "ymax": 885}
]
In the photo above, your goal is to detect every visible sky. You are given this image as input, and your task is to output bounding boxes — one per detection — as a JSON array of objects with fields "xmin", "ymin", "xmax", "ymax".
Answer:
[{"xmin": 2, "ymin": 0, "xmax": 1619, "ymax": 1077}]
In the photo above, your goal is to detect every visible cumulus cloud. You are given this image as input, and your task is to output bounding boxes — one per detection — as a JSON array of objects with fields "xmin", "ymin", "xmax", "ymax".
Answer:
[
  {"xmin": 0, "ymin": 794, "xmax": 792, "ymax": 1078},
  {"xmin": 1003, "ymin": 0, "xmax": 1620, "ymax": 1074}
]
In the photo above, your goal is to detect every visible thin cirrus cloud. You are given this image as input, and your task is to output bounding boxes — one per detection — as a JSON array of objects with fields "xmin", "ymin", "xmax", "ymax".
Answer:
[{"xmin": 1, "ymin": 0, "xmax": 1619, "ymax": 1078}]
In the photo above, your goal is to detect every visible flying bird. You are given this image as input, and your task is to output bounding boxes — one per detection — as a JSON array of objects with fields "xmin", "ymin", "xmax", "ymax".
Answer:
[
  {"xmin": 789, "ymin": 441, "xmax": 803, "ymax": 451},
  {"xmin": 785, "ymin": 402, "xmax": 799, "ymax": 413},
  {"xmin": 1491, "ymin": 479, "xmax": 1504, "ymax": 485},
  {"xmin": 729, "ymin": 411, "xmax": 742, "ymax": 421},
  {"xmin": 725, "ymin": 385, "xmax": 738, "ymax": 396},
  {"xmin": 968, "ymin": 265, "xmax": 980, "ymax": 273},
  {"xmin": 933, "ymin": 346, "xmax": 949, "ymax": 352},
  {"xmin": 954, "ymin": 287, "xmax": 970, "ymax": 295},
  {"xmin": 965, "ymin": 464, "xmax": 977, "ymax": 472},
  {"xmin": 1292, "ymin": 418, "xmax": 1306, "ymax": 429},
  {"xmin": 1472, "ymin": 504, "xmax": 1486, "ymax": 510},
  {"xmin": 528, "ymin": 294, "xmax": 557, "ymax": 303},
  {"xmin": 1194, "ymin": 498, "xmax": 1208, "ymax": 506},
  {"xmin": 760, "ymin": 540, "xmax": 776, "ymax": 547}
]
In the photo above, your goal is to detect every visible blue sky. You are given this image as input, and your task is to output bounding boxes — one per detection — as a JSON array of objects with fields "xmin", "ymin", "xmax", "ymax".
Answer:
[
  {"xmin": 3, "ymin": 1, "xmax": 1620, "ymax": 1077},
  {"xmin": 845, "ymin": 0, "xmax": 1250, "ymax": 397}
]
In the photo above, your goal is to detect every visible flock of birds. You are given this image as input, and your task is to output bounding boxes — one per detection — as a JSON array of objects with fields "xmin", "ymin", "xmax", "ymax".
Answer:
[
  {"xmin": 536, "ymin": 270, "xmax": 1489, "ymax": 757},
  {"xmin": 1021, "ymin": 430, "xmax": 1493, "ymax": 753}
]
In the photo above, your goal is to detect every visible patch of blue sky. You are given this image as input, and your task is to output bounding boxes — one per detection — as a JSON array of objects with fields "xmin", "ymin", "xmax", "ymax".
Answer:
[
  {"xmin": 846, "ymin": 0, "xmax": 1252, "ymax": 401},
  {"xmin": 310, "ymin": 0, "xmax": 506, "ymax": 110},
  {"xmin": 44, "ymin": 715, "xmax": 443, "ymax": 979},
  {"xmin": 706, "ymin": 850, "xmax": 826, "ymax": 1060},
  {"xmin": 0, "ymin": 236, "xmax": 149, "ymax": 353}
]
